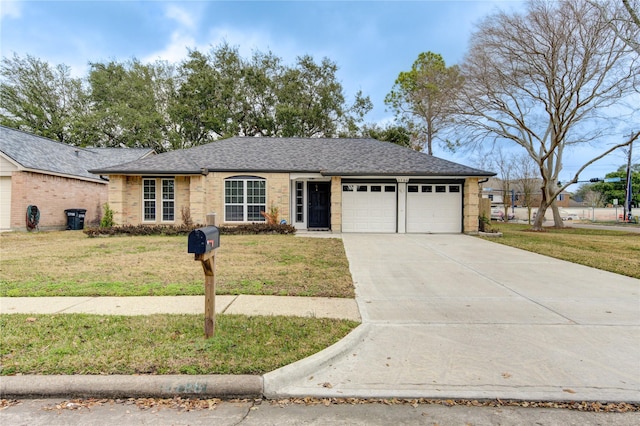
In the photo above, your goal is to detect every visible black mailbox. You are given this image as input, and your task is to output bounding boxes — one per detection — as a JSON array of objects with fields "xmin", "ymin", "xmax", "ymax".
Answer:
[{"xmin": 188, "ymin": 226, "xmax": 220, "ymax": 254}]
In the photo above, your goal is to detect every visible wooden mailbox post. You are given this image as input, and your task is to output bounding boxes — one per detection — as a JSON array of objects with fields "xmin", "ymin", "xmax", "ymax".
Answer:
[{"xmin": 188, "ymin": 226, "xmax": 220, "ymax": 338}]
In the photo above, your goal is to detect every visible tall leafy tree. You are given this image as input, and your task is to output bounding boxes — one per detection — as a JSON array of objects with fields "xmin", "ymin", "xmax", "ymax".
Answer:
[
  {"xmin": 276, "ymin": 55, "xmax": 368, "ymax": 138},
  {"xmin": 240, "ymin": 50, "xmax": 281, "ymax": 137},
  {"xmin": 384, "ymin": 52, "xmax": 463, "ymax": 154},
  {"xmin": 360, "ymin": 123, "xmax": 412, "ymax": 148},
  {"xmin": 169, "ymin": 49, "xmax": 230, "ymax": 148},
  {"xmin": 591, "ymin": 164, "xmax": 640, "ymax": 207},
  {"xmin": 87, "ymin": 59, "xmax": 171, "ymax": 150},
  {"xmin": 2, "ymin": 46, "xmax": 371, "ymax": 149},
  {"xmin": 454, "ymin": 0, "xmax": 639, "ymax": 230},
  {"xmin": 171, "ymin": 45, "xmax": 371, "ymax": 146},
  {"xmin": 0, "ymin": 54, "xmax": 88, "ymax": 144}
]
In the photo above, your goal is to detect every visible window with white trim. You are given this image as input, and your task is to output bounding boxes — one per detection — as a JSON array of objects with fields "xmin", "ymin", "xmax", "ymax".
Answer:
[
  {"xmin": 225, "ymin": 177, "xmax": 266, "ymax": 222},
  {"xmin": 143, "ymin": 179, "xmax": 156, "ymax": 221},
  {"xmin": 143, "ymin": 178, "xmax": 175, "ymax": 222},
  {"xmin": 162, "ymin": 179, "xmax": 175, "ymax": 221}
]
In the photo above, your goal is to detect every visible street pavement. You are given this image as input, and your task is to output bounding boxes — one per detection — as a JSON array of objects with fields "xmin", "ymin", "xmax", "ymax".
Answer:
[
  {"xmin": 3, "ymin": 398, "xmax": 639, "ymax": 426},
  {"xmin": 2, "ymin": 233, "xmax": 639, "ymax": 410}
]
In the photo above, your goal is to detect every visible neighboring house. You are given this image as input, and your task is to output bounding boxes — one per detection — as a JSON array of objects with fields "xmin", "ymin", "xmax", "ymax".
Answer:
[
  {"xmin": 481, "ymin": 177, "xmax": 571, "ymax": 208},
  {"xmin": 0, "ymin": 126, "xmax": 155, "ymax": 231},
  {"xmin": 90, "ymin": 137, "xmax": 495, "ymax": 233}
]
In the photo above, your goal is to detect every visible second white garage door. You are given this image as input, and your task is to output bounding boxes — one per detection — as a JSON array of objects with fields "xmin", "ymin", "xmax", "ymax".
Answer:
[
  {"xmin": 406, "ymin": 184, "xmax": 462, "ymax": 233},
  {"xmin": 342, "ymin": 183, "xmax": 397, "ymax": 233}
]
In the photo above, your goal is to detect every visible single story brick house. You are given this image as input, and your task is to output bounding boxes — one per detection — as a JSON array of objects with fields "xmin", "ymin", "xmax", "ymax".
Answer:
[
  {"xmin": 0, "ymin": 125, "xmax": 154, "ymax": 230},
  {"xmin": 90, "ymin": 137, "xmax": 494, "ymax": 233}
]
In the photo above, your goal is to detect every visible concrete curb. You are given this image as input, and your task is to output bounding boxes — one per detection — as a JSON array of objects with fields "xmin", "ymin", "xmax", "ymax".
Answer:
[
  {"xmin": 0, "ymin": 374, "xmax": 263, "ymax": 399},
  {"xmin": 262, "ymin": 323, "xmax": 371, "ymax": 399}
]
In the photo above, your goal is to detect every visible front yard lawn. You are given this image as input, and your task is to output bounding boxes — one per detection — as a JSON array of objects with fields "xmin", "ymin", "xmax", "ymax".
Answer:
[
  {"xmin": 0, "ymin": 232, "xmax": 354, "ymax": 298},
  {"xmin": 0, "ymin": 314, "xmax": 358, "ymax": 375},
  {"xmin": 482, "ymin": 223, "xmax": 640, "ymax": 279}
]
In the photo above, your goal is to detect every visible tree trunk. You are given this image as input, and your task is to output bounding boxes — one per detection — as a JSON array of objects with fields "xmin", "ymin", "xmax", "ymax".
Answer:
[
  {"xmin": 532, "ymin": 182, "xmax": 552, "ymax": 230},
  {"xmin": 532, "ymin": 203, "xmax": 548, "ymax": 230},
  {"xmin": 550, "ymin": 201, "xmax": 564, "ymax": 227}
]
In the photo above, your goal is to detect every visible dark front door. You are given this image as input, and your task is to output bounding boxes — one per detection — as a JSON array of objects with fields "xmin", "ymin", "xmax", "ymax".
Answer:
[{"xmin": 308, "ymin": 182, "xmax": 330, "ymax": 229}]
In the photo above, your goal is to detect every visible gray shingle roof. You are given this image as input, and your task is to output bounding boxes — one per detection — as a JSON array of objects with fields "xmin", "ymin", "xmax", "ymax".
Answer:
[
  {"xmin": 0, "ymin": 126, "xmax": 154, "ymax": 181},
  {"xmin": 90, "ymin": 137, "xmax": 495, "ymax": 177}
]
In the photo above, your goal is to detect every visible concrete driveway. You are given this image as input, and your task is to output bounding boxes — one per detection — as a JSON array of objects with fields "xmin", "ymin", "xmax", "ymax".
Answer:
[{"xmin": 265, "ymin": 234, "xmax": 640, "ymax": 402}]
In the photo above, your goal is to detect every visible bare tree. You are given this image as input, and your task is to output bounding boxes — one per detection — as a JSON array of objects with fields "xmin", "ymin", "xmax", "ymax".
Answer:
[
  {"xmin": 584, "ymin": 190, "xmax": 606, "ymax": 208},
  {"xmin": 589, "ymin": 0, "xmax": 640, "ymax": 55},
  {"xmin": 490, "ymin": 148, "xmax": 518, "ymax": 220},
  {"xmin": 513, "ymin": 153, "xmax": 539, "ymax": 224},
  {"xmin": 454, "ymin": 0, "xmax": 639, "ymax": 230}
]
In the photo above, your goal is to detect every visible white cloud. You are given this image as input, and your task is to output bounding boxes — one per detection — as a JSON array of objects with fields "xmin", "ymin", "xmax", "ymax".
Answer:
[
  {"xmin": 142, "ymin": 30, "xmax": 200, "ymax": 64},
  {"xmin": 0, "ymin": 0, "xmax": 22, "ymax": 20},
  {"xmin": 141, "ymin": 3, "xmax": 204, "ymax": 64},
  {"xmin": 165, "ymin": 4, "xmax": 196, "ymax": 29}
]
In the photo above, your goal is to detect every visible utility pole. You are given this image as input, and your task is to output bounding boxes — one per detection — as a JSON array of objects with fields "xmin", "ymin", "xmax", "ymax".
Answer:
[{"xmin": 624, "ymin": 137, "xmax": 634, "ymax": 222}]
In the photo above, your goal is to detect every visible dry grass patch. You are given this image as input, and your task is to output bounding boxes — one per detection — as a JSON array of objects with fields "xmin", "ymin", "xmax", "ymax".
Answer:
[
  {"xmin": 0, "ymin": 232, "xmax": 353, "ymax": 297},
  {"xmin": 483, "ymin": 223, "xmax": 640, "ymax": 279}
]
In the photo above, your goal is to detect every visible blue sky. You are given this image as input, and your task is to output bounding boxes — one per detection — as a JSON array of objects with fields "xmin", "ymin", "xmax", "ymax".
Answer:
[{"xmin": 1, "ymin": 0, "xmax": 636, "ymax": 183}]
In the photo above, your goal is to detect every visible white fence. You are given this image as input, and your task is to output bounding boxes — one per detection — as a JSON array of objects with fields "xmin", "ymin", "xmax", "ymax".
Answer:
[{"xmin": 506, "ymin": 207, "xmax": 633, "ymax": 222}]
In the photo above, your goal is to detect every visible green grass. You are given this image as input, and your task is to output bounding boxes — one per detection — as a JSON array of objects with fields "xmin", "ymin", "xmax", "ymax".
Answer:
[
  {"xmin": 0, "ymin": 232, "xmax": 353, "ymax": 298},
  {"xmin": 0, "ymin": 314, "xmax": 359, "ymax": 375},
  {"xmin": 481, "ymin": 223, "xmax": 640, "ymax": 279}
]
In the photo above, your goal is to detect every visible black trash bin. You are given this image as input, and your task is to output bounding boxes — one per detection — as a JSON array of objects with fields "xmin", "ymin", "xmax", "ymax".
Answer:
[{"xmin": 65, "ymin": 209, "xmax": 87, "ymax": 230}]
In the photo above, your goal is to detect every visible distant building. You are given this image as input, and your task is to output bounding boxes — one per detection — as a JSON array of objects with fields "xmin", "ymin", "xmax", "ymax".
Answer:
[
  {"xmin": 481, "ymin": 177, "xmax": 571, "ymax": 208},
  {"xmin": 0, "ymin": 126, "xmax": 154, "ymax": 230}
]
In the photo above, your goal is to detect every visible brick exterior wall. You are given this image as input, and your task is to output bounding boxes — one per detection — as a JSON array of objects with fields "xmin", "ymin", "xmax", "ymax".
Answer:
[
  {"xmin": 464, "ymin": 177, "xmax": 481, "ymax": 233},
  {"xmin": 111, "ymin": 172, "xmax": 292, "ymax": 226},
  {"xmin": 107, "ymin": 173, "xmax": 481, "ymax": 233},
  {"xmin": 9, "ymin": 171, "xmax": 107, "ymax": 230}
]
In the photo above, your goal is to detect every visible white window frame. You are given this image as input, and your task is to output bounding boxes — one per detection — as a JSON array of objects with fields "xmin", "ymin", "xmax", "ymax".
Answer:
[
  {"xmin": 143, "ymin": 178, "xmax": 156, "ymax": 222},
  {"xmin": 161, "ymin": 179, "xmax": 175, "ymax": 222},
  {"xmin": 142, "ymin": 177, "xmax": 175, "ymax": 223},
  {"xmin": 224, "ymin": 176, "xmax": 266, "ymax": 222}
]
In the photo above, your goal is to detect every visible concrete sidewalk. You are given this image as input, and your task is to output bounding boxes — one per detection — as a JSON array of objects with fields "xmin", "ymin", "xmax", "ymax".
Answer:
[{"xmin": 0, "ymin": 295, "xmax": 360, "ymax": 320}]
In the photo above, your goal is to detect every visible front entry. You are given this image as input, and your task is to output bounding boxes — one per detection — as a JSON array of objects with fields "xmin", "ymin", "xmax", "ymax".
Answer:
[{"xmin": 308, "ymin": 182, "xmax": 330, "ymax": 229}]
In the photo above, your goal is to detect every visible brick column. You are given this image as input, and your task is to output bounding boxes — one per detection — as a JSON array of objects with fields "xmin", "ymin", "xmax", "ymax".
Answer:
[
  {"xmin": 330, "ymin": 176, "xmax": 342, "ymax": 232},
  {"xmin": 464, "ymin": 178, "xmax": 480, "ymax": 233}
]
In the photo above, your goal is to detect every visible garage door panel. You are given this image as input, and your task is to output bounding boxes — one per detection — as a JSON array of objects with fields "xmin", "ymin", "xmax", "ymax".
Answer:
[
  {"xmin": 407, "ymin": 184, "xmax": 461, "ymax": 233},
  {"xmin": 342, "ymin": 184, "xmax": 397, "ymax": 233}
]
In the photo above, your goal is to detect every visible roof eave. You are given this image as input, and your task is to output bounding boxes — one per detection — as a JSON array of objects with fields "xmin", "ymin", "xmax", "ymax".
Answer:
[
  {"xmin": 322, "ymin": 171, "xmax": 497, "ymax": 177},
  {"xmin": 88, "ymin": 169, "xmax": 202, "ymax": 176}
]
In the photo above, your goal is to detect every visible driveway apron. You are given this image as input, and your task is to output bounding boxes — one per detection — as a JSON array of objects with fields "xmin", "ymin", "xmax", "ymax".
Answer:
[{"xmin": 264, "ymin": 234, "xmax": 640, "ymax": 402}]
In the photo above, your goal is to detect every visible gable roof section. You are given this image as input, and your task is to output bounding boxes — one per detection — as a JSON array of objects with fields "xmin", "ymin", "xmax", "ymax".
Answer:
[
  {"xmin": 0, "ymin": 126, "xmax": 155, "ymax": 182},
  {"xmin": 90, "ymin": 137, "xmax": 495, "ymax": 177}
]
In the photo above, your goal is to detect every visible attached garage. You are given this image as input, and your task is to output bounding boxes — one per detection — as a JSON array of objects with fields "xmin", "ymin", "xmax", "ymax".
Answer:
[
  {"xmin": 406, "ymin": 183, "xmax": 462, "ymax": 233},
  {"xmin": 342, "ymin": 182, "xmax": 397, "ymax": 233},
  {"xmin": 341, "ymin": 179, "xmax": 463, "ymax": 234}
]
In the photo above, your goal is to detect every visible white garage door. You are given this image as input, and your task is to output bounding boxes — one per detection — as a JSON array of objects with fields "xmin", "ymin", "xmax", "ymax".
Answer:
[
  {"xmin": 0, "ymin": 176, "xmax": 11, "ymax": 229},
  {"xmin": 406, "ymin": 184, "xmax": 462, "ymax": 233},
  {"xmin": 342, "ymin": 183, "xmax": 397, "ymax": 233}
]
